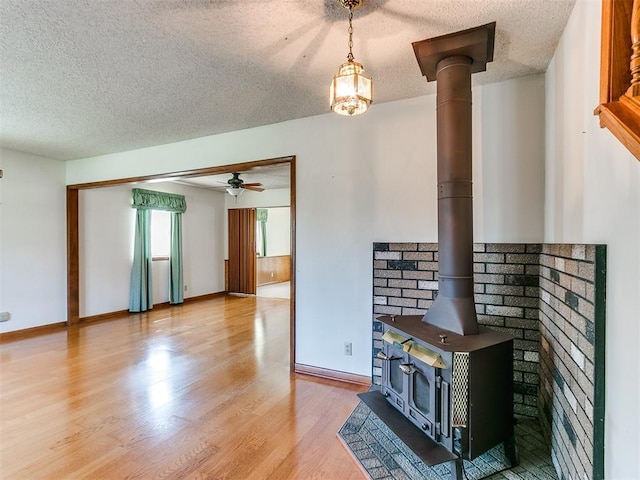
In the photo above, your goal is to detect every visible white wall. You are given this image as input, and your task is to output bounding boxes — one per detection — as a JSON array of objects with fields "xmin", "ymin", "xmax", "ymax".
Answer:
[
  {"xmin": 476, "ymin": 75, "xmax": 546, "ymax": 242},
  {"xmin": 545, "ymin": 1, "xmax": 640, "ymax": 478},
  {"xmin": 80, "ymin": 182, "xmax": 226, "ymax": 316},
  {"xmin": 0, "ymin": 148, "xmax": 66, "ymax": 333},
  {"xmin": 66, "ymin": 76, "xmax": 545, "ymax": 376},
  {"xmin": 264, "ymin": 207, "xmax": 290, "ymax": 257},
  {"xmin": 79, "ymin": 185, "xmax": 134, "ymax": 316}
]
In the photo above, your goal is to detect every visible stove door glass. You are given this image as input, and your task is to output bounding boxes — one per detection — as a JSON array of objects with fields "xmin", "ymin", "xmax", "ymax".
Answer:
[
  {"xmin": 413, "ymin": 370, "xmax": 431, "ymax": 415},
  {"xmin": 389, "ymin": 354, "xmax": 404, "ymax": 394}
]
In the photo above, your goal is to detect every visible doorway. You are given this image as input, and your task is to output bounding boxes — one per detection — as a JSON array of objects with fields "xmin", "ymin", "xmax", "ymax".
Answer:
[
  {"xmin": 66, "ymin": 156, "xmax": 296, "ymax": 370},
  {"xmin": 255, "ymin": 206, "xmax": 291, "ymax": 299}
]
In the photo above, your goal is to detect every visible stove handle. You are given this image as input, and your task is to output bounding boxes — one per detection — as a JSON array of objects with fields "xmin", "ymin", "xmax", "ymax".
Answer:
[
  {"xmin": 440, "ymin": 379, "xmax": 450, "ymax": 438},
  {"xmin": 399, "ymin": 363, "xmax": 414, "ymax": 375},
  {"xmin": 376, "ymin": 351, "xmax": 402, "ymax": 361}
]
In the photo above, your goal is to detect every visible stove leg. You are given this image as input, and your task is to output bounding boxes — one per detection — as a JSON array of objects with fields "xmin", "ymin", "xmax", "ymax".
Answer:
[
  {"xmin": 450, "ymin": 458, "xmax": 463, "ymax": 480},
  {"xmin": 504, "ymin": 435, "xmax": 519, "ymax": 467}
]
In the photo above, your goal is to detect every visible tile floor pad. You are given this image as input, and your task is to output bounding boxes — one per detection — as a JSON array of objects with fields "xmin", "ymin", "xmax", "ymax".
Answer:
[{"xmin": 338, "ymin": 402, "xmax": 558, "ymax": 480}]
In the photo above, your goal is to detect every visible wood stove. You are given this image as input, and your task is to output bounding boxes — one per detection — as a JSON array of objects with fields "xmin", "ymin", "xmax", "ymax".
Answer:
[
  {"xmin": 361, "ymin": 315, "xmax": 518, "ymax": 477},
  {"xmin": 359, "ymin": 23, "xmax": 519, "ymax": 479}
]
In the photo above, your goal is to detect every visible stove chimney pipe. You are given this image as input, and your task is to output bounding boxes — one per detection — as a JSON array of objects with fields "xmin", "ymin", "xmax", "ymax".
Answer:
[{"xmin": 413, "ymin": 23, "xmax": 496, "ymax": 336}]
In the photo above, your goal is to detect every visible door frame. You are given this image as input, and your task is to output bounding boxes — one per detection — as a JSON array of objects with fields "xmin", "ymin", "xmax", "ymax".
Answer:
[{"xmin": 66, "ymin": 155, "xmax": 297, "ymax": 370}]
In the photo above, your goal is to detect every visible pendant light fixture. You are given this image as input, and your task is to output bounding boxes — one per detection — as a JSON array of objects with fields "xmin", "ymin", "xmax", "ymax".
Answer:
[{"xmin": 330, "ymin": 0, "xmax": 373, "ymax": 116}]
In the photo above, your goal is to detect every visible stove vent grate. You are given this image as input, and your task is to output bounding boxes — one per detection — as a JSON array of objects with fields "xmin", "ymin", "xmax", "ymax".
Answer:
[{"xmin": 452, "ymin": 352, "xmax": 469, "ymax": 427}]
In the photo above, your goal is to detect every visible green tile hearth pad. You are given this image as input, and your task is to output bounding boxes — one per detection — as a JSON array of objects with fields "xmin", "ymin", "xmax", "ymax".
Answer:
[{"xmin": 338, "ymin": 401, "xmax": 558, "ymax": 480}]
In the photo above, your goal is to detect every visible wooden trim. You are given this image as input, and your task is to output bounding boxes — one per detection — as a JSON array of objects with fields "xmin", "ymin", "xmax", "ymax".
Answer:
[
  {"xmin": 78, "ymin": 305, "xmax": 176, "ymax": 325},
  {"xmin": 289, "ymin": 157, "xmax": 296, "ymax": 372},
  {"xmin": 596, "ymin": 100, "xmax": 640, "ymax": 159},
  {"xmin": 79, "ymin": 309, "xmax": 130, "ymax": 324},
  {"xmin": 66, "ymin": 187, "xmax": 80, "ymax": 325},
  {"xmin": 0, "ymin": 322, "xmax": 66, "ymax": 343},
  {"xmin": 599, "ymin": 0, "xmax": 633, "ymax": 104},
  {"xmin": 182, "ymin": 291, "xmax": 228, "ymax": 303},
  {"xmin": 224, "ymin": 259, "xmax": 229, "ymax": 291},
  {"xmin": 2, "ymin": 293, "xmax": 229, "ymax": 341},
  {"xmin": 295, "ymin": 363, "xmax": 372, "ymax": 386},
  {"xmin": 79, "ymin": 292, "xmax": 228, "ymax": 322},
  {"xmin": 596, "ymin": 0, "xmax": 640, "ymax": 161},
  {"xmin": 67, "ymin": 156, "xmax": 295, "ymax": 189}
]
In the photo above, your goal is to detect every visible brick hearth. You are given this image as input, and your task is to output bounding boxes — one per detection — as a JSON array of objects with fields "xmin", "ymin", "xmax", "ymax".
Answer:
[{"xmin": 370, "ymin": 242, "xmax": 606, "ymax": 479}]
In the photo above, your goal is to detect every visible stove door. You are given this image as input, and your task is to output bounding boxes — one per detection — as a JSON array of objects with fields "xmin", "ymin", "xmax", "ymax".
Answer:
[
  {"xmin": 406, "ymin": 359, "xmax": 438, "ymax": 440},
  {"xmin": 381, "ymin": 343, "xmax": 408, "ymax": 415}
]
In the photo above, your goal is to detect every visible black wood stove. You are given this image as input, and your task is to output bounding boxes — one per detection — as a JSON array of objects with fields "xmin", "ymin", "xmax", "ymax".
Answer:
[
  {"xmin": 359, "ymin": 23, "xmax": 519, "ymax": 479},
  {"xmin": 359, "ymin": 315, "xmax": 517, "ymax": 477}
]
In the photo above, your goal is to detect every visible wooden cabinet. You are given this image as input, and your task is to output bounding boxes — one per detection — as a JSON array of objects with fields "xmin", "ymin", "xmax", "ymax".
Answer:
[{"xmin": 595, "ymin": 0, "xmax": 640, "ymax": 161}]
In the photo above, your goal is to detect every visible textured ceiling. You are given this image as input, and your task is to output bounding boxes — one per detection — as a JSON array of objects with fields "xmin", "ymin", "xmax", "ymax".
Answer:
[{"xmin": 0, "ymin": 0, "xmax": 576, "ymax": 161}]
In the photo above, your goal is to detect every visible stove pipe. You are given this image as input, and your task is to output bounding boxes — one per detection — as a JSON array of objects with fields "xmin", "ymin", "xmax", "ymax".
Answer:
[{"xmin": 412, "ymin": 23, "xmax": 496, "ymax": 336}]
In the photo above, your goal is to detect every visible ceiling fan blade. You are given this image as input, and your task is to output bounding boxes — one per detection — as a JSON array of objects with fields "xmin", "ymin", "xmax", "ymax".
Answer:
[
  {"xmin": 243, "ymin": 182, "xmax": 263, "ymax": 187},
  {"xmin": 244, "ymin": 185, "xmax": 265, "ymax": 192}
]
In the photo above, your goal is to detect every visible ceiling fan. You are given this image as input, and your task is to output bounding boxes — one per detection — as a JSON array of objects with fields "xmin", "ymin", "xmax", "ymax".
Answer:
[{"xmin": 223, "ymin": 172, "xmax": 264, "ymax": 197}]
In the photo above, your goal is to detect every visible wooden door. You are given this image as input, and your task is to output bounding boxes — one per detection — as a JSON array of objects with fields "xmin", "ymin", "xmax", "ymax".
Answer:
[{"xmin": 228, "ymin": 208, "xmax": 257, "ymax": 294}]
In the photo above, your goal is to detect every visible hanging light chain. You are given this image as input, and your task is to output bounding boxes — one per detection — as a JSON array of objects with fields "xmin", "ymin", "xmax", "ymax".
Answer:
[
  {"xmin": 339, "ymin": 0, "xmax": 360, "ymax": 62},
  {"xmin": 347, "ymin": 8, "xmax": 354, "ymax": 62}
]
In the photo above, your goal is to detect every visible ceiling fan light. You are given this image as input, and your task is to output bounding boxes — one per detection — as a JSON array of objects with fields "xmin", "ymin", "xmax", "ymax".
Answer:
[
  {"xmin": 330, "ymin": 61, "xmax": 373, "ymax": 116},
  {"xmin": 226, "ymin": 187, "xmax": 245, "ymax": 197}
]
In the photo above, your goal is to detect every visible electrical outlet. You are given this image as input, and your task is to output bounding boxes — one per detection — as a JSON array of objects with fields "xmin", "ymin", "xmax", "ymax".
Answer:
[
  {"xmin": 344, "ymin": 342, "xmax": 352, "ymax": 356},
  {"xmin": 0, "ymin": 312, "xmax": 10, "ymax": 322},
  {"xmin": 184, "ymin": 285, "xmax": 188, "ymax": 292}
]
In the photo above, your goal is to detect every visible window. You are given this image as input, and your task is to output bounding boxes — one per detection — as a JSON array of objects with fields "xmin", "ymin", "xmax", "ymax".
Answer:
[
  {"xmin": 256, "ymin": 220, "xmax": 264, "ymax": 257},
  {"xmin": 151, "ymin": 210, "xmax": 171, "ymax": 259}
]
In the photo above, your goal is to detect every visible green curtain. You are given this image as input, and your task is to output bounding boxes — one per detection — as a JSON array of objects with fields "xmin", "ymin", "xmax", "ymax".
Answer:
[
  {"xmin": 129, "ymin": 208, "xmax": 153, "ymax": 312},
  {"xmin": 257, "ymin": 208, "xmax": 268, "ymax": 257},
  {"xmin": 129, "ymin": 188, "xmax": 187, "ymax": 311},
  {"xmin": 169, "ymin": 212, "xmax": 183, "ymax": 304},
  {"xmin": 132, "ymin": 188, "xmax": 187, "ymax": 213}
]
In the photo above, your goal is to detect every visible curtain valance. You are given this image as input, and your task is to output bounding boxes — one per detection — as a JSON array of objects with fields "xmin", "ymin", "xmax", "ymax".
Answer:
[
  {"xmin": 132, "ymin": 188, "xmax": 187, "ymax": 213},
  {"xmin": 257, "ymin": 208, "xmax": 268, "ymax": 222}
]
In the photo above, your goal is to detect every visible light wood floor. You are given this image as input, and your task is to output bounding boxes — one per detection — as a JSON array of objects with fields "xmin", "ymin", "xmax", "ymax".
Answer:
[{"xmin": 0, "ymin": 296, "xmax": 368, "ymax": 479}]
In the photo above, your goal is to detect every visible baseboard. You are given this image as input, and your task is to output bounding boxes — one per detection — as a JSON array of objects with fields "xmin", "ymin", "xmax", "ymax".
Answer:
[
  {"xmin": 295, "ymin": 363, "xmax": 371, "ymax": 386},
  {"xmin": 79, "ymin": 309, "xmax": 130, "ymax": 324},
  {"xmin": 2, "ymin": 292, "xmax": 229, "ymax": 339},
  {"xmin": 80, "ymin": 292, "xmax": 228, "ymax": 323},
  {"xmin": 184, "ymin": 291, "xmax": 227, "ymax": 303},
  {"xmin": 0, "ymin": 322, "xmax": 66, "ymax": 342}
]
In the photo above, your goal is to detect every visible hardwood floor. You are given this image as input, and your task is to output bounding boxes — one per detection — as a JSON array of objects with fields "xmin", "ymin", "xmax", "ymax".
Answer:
[{"xmin": 0, "ymin": 296, "xmax": 368, "ymax": 479}]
